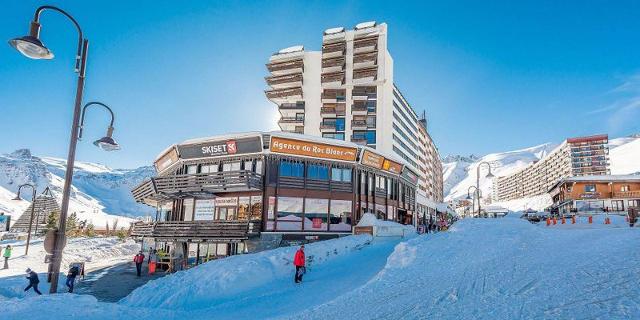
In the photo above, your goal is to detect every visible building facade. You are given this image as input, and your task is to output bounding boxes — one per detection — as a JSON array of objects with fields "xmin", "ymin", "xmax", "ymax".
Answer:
[
  {"xmin": 548, "ymin": 175, "xmax": 640, "ymax": 215},
  {"xmin": 494, "ymin": 134, "xmax": 610, "ymax": 201},
  {"xmin": 264, "ymin": 21, "xmax": 443, "ymax": 216},
  {"xmin": 131, "ymin": 132, "xmax": 418, "ymax": 263}
]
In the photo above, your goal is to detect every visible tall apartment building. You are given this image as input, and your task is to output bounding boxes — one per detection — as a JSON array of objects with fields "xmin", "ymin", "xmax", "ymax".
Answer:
[
  {"xmin": 494, "ymin": 134, "xmax": 610, "ymax": 201},
  {"xmin": 264, "ymin": 21, "xmax": 444, "ymax": 211}
]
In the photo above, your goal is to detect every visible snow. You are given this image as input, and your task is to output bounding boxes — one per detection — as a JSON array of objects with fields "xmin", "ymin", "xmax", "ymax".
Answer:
[
  {"xmin": 491, "ymin": 194, "xmax": 553, "ymax": 212},
  {"xmin": 277, "ymin": 45, "xmax": 304, "ymax": 54},
  {"xmin": 610, "ymin": 135, "xmax": 640, "ymax": 174},
  {"xmin": 356, "ymin": 213, "xmax": 416, "ymax": 237},
  {"xmin": 355, "ymin": 21, "xmax": 376, "ymax": 30},
  {"xmin": 324, "ymin": 27, "xmax": 344, "ymax": 35},
  {"xmin": 0, "ymin": 236, "xmax": 140, "ymax": 298}
]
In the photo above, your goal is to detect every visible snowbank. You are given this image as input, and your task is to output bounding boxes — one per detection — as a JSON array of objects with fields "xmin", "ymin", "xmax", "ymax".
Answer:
[
  {"xmin": 120, "ymin": 234, "xmax": 372, "ymax": 309},
  {"xmin": 356, "ymin": 213, "xmax": 416, "ymax": 237}
]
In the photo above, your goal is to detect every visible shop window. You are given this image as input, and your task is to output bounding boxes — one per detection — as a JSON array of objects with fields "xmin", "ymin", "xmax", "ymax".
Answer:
[
  {"xmin": 186, "ymin": 165, "xmax": 198, "ymax": 174},
  {"xmin": 193, "ymin": 199, "xmax": 215, "ymax": 221},
  {"xmin": 307, "ymin": 163, "xmax": 329, "ymax": 180},
  {"xmin": 305, "ymin": 198, "xmax": 329, "ymax": 231},
  {"xmin": 375, "ymin": 204, "xmax": 386, "ymax": 220},
  {"xmin": 629, "ymin": 200, "xmax": 640, "ymax": 208},
  {"xmin": 376, "ymin": 176, "xmax": 386, "ymax": 189},
  {"xmin": 612, "ymin": 200, "xmax": 624, "ymax": 211},
  {"xmin": 200, "ymin": 164, "xmax": 219, "ymax": 173},
  {"xmin": 223, "ymin": 161, "xmax": 241, "ymax": 172},
  {"xmin": 255, "ymin": 160, "xmax": 263, "ymax": 174},
  {"xmin": 238, "ymin": 197, "xmax": 250, "ymax": 220},
  {"xmin": 330, "ymin": 200, "xmax": 352, "ymax": 231},
  {"xmin": 266, "ymin": 196, "xmax": 276, "ymax": 230},
  {"xmin": 331, "ymin": 167, "xmax": 352, "ymax": 182},
  {"xmin": 243, "ymin": 160, "xmax": 254, "ymax": 172},
  {"xmin": 280, "ymin": 160, "xmax": 304, "ymax": 177},
  {"xmin": 368, "ymin": 175, "xmax": 374, "ymax": 193},
  {"xmin": 216, "ymin": 207, "xmax": 237, "ymax": 221},
  {"xmin": 387, "ymin": 205, "xmax": 396, "ymax": 221},
  {"xmin": 182, "ymin": 199, "xmax": 194, "ymax": 221},
  {"xmin": 250, "ymin": 196, "xmax": 263, "ymax": 220},
  {"xmin": 584, "ymin": 184, "xmax": 596, "ymax": 193},
  {"xmin": 276, "ymin": 197, "xmax": 304, "ymax": 231}
]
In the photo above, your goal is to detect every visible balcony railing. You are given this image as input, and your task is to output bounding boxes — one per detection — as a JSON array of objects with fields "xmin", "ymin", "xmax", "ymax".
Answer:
[
  {"xmin": 266, "ymin": 59, "xmax": 304, "ymax": 74},
  {"xmin": 279, "ymin": 117, "xmax": 304, "ymax": 124},
  {"xmin": 351, "ymin": 119, "xmax": 367, "ymax": 128},
  {"xmin": 322, "ymin": 57, "xmax": 345, "ymax": 68},
  {"xmin": 350, "ymin": 135, "xmax": 368, "ymax": 145},
  {"xmin": 320, "ymin": 123, "xmax": 337, "ymax": 130},
  {"xmin": 353, "ymin": 67, "xmax": 378, "ymax": 80},
  {"xmin": 265, "ymin": 73, "xmax": 303, "ymax": 87},
  {"xmin": 352, "ymin": 105, "xmax": 368, "ymax": 113},
  {"xmin": 321, "ymin": 71, "xmax": 345, "ymax": 84},
  {"xmin": 613, "ymin": 191, "xmax": 640, "ymax": 198},
  {"xmin": 279, "ymin": 103, "xmax": 305, "ymax": 110},
  {"xmin": 353, "ymin": 52, "xmax": 377, "ymax": 64},
  {"xmin": 131, "ymin": 220, "xmax": 261, "ymax": 241},
  {"xmin": 265, "ymin": 87, "xmax": 303, "ymax": 100},
  {"xmin": 322, "ymin": 42, "xmax": 346, "ymax": 53}
]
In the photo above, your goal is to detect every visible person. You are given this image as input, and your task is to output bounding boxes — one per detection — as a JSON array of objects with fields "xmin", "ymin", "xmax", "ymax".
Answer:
[
  {"xmin": 3, "ymin": 245, "xmax": 12, "ymax": 269},
  {"xmin": 133, "ymin": 251, "xmax": 145, "ymax": 277},
  {"xmin": 147, "ymin": 247, "xmax": 154, "ymax": 264},
  {"xmin": 293, "ymin": 244, "xmax": 306, "ymax": 283},
  {"xmin": 629, "ymin": 209, "xmax": 638, "ymax": 228},
  {"xmin": 24, "ymin": 268, "xmax": 42, "ymax": 295},
  {"xmin": 66, "ymin": 264, "xmax": 80, "ymax": 293}
]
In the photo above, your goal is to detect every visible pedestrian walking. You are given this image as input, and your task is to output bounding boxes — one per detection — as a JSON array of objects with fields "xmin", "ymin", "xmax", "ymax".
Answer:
[
  {"xmin": 24, "ymin": 268, "xmax": 42, "ymax": 295},
  {"xmin": 629, "ymin": 208, "xmax": 638, "ymax": 228},
  {"xmin": 147, "ymin": 247, "xmax": 154, "ymax": 264},
  {"xmin": 133, "ymin": 251, "xmax": 145, "ymax": 277},
  {"xmin": 3, "ymin": 245, "xmax": 12, "ymax": 269},
  {"xmin": 66, "ymin": 264, "xmax": 80, "ymax": 293},
  {"xmin": 293, "ymin": 244, "xmax": 306, "ymax": 283}
]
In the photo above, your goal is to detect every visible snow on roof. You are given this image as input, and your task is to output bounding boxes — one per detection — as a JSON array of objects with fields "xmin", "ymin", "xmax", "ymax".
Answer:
[
  {"xmin": 355, "ymin": 21, "xmax": 376, "ymax": 30},
  {"xmin": 277, "ymin": 45, "xmax": 304, "ymax": 54},
  {"xmin": 324, "ymin": 27, "xmax": 345, "ymax": 35}
]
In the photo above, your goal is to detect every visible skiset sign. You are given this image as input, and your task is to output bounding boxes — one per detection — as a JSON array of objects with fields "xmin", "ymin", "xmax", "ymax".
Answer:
[{"xmin": 177, "ymin": 137, "xmax": 262, "ymax": 159}]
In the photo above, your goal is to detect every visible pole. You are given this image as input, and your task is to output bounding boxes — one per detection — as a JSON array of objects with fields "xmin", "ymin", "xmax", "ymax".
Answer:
[
  {"xmin": 476, "ymin": 166, "xmax": 481, "ymax": 217},
  {"xmin": 24, "ymin": 187, "xmax": 37, "ymax": 255},
  {"xmin": 49, "ymin": 39, "xmax": 88, "ymax": 294}
]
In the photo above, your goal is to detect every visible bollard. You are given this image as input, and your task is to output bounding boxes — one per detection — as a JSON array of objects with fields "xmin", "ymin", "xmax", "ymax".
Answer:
[
  {"xmin": 571, "ymin": 216, "xmax": 576, "ymax": 224},
  {"xmin": 561, "ymin": 217, "xmax": 566, "ymax": 224},
  {"xmin": 588, "ymin": 216, "xmax": 593, "ymax": 224},
  {"xmin": 546, "ymin": 218, "xmax": 551, "ymax": 226},
  {"xmin": 605, "ymin": 217, "xmax": 611, "ymax": 225},
  {"xmin": 553, "ymin": 217, "xmax": 557, "ymax": 225}
]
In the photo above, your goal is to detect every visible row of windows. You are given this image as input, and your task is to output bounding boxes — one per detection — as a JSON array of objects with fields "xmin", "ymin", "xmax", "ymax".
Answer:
[
  {"xmin": 323, "ymin": 118, "xmax": 346, "ymax": 131},
  {"xmin": 392, "ymin": 123, "xmax": 420, "ymax": 151},
  {"xmin": 393, "ymin": 101, "xmax": 419, "ymax": 134},
  {"xmin": 186, "ymin": 160, "xmax": 263, "ymax": 174},
  {"xmin": 352, "ymin": 130, "xmax": 376, "ymax": 144},
  {"xmin": 393, "ymin": 90, "xmax": 419, "ymax": 123},
  {"xmin": 392, "ymin": 134, "xmax": 420, "ymax": 160},
  {"xmin": 392, "ymin": 112, "xmax": 419, "ymax": 142},
  {"xmin": 392, "ymin": 146, "xmax": 418, "ymax": 168},
  {"xmin": 279, "ymin": 160, "xmax": 352, "ymax": 182}
]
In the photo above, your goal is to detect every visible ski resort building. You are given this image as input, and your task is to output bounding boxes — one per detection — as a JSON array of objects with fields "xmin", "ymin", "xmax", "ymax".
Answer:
[
  {"xmin": 494, "ymin": 134, "xmax": 610, "ymax": 201},
  {"xmin": 131, "ymin": 132, "xmax": 419, "ymax": 262},
  {"xmin": 548, "ymin": 175, "xmax": 640, "ymax": 214},
  {"xmin": 264, "ymin": 21, "xmax": 444, "ymax": 220}
]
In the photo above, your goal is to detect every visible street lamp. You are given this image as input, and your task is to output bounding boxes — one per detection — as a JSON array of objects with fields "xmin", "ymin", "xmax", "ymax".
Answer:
[
  {"xmin": 476, "ymin": 162, "xmax": 494, "ymax": 218},
  {"xmin": 467, "ymin": 186, "xmax": 482, "ymax": 218},
  {"xmin": 12, "ymin": 184, "xmax": 37, "ymax": 255},
  {"xmin": 79, "ymin": 102, "xmax": 120, "ymax": 151},
  {"xmin": 9, "ymin": 5, "xmax": 119, "ymax": 293}
]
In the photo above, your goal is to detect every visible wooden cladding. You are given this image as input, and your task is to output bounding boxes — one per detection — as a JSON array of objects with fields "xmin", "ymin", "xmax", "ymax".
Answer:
[
  {"xmin": 321, "ymin": 71, "xmax": 345, "ymax": 84},
  {"xmin": 322, "ymin": 42, "xmax": 346, "ymax": 53},
  {"xmin": 353, "ymin": 67, "xmax": 378, "ymax": 80},
  {"xmin": 265, "ymin": 87, "xmax": 303, "ymax": 99},
  {"xmin": 353, "ymin": 36, "xmax": 378, "ymax": 49},
  {"xmin": 322, "ymin": 57, "xmax": 345, "ymax": 68},
  {"xmin": 353, "ymin": 52, "xmax": 377, "ymax": 64},
  {"xmin": 265, "ymin": 73, "xmax": 303, "ymax": 86},
  {"xmin": 266, "ymin": 58, "xmax": 304, "ymax": 73},
  {"xmin": 131, "ymin": 220, "xmax": 258, "ymax": 241}
]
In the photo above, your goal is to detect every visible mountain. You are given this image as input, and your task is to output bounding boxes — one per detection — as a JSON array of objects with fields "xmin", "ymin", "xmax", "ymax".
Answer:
[
  {"xmin": 0, "ymin": 149, "xmax": 155, "ymax": 227},
  {"xmin": 443, "ymin": 134, "xmax": 640, "ymax": 210}
]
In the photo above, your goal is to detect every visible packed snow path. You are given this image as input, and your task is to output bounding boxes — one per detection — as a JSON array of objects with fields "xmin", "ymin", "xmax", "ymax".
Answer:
[
  {"xmin": 75, "ymin": 261, "xmax": 166, "ymax": 302},
  {"xmin": 290, "ymin": 217, "xmax": 640, "ymax": 319}
]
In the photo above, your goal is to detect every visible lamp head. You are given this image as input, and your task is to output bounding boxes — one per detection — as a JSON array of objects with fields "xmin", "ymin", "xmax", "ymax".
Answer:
[
  {"xmin": 93, "ymin": 126, "xmax": 120, "ymax": 151},
  {"xmin": 486, "ymin": 171, "xmax": 494, "ymax": 178},
  {"xmin": 8, "ymin": 21, "xmax": 54, "ymax": 60},
  {"xmin": 466, "ymin": 194, "xmax": 472, "ymax": 200}
]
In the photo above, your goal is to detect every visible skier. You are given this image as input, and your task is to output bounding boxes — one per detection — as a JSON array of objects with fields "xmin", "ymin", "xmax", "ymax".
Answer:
[
  {"xmin": 3, "ymin": 245, "xmax": 12, "ymax": 269},
  {"xmin": 66, "ymin": 264, "xmax": 80, "ymax": 293},
  {"xmin": 24, "ymin": 268, "xmax": 42, "ymax": 295},
  {"xmin": 293, "ymin": 244, "xmax": 306, "ymax": 283},
  {"xmin": 133, "ymin": 251, "xmax": 145, "ymax": 277}
]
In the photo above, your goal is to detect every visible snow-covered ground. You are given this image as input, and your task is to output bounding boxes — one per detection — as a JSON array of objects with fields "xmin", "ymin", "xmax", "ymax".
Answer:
[
  {"xmin": 3, "ymin": 217, "xmax": 639, "ymax": 319},
  {"xmin": 0, "ymin": 236, "xmax": 140, "ymax": 298}
]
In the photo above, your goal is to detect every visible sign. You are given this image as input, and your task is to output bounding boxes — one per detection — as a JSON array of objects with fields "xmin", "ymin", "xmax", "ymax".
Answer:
[
  {"xmin": 215, "ymin": 197, "xmax": 238, "ymax": 207},
  {"xmin": 154, "ymin": 147, "xmax": 179, "ymax": 173},
  {"xmin": 361, "ymin": 150, "xmax": 384, "ymax": 169},
  {"xmin": 382, "ymin": 159, "xmax": 403, "ymax": 174},
  {"xmin": 270, "ymin": 136, "xmax": 357, "ymax": 161},
  {"xmin": 194, "ymin": 199, "xmax": 215, "ymax": 220},
  {"xmin": 177, "ymin": 136, "xmax": 262, "ymax": 160},
  {"xmin": 0, "ymin": 215, "xmax": 9, "ymax": 232}
]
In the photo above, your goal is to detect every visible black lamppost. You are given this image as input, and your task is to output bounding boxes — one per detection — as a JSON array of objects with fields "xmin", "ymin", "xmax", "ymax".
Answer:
[
  {"xmin": 475, "ymin": 162, "xmax": 494, "ymax": 218},
  {"xmin": 466, "ymin": 186, "xmax": 482, "ymax": 218},
  {"xmin": 9, "ymin": 6, "xmax": 120, "ymax": 293},
  {"xmin": 12, "ymin": 184, "xmax": 37, "ymax": 255}
]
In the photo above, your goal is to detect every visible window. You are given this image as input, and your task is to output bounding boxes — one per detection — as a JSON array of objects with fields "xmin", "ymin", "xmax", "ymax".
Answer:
[
  {"xmin": 366, "ymin": 101, "xmax": 376, "ymax": 113},
  {"xmin": 335, "ymin": 118, "xmax": 345, "ymax": 131},
  {"xmin": 187, "ymin": 165, "xmax": 198, "ymax": 174},
  {"xmin": 584, "ymin": 184, "xmax": 596, "ymax": 193},
  {"xmin": 353, "ymin": 130, "xmax": 376, "ymax": 144},
  {"xmin": 621, "ymin": 185, "xmax": 630, "ymax": 192},
  {"xmin": 366, "ymin": 116, "xmax": 376, "ymax": 128},
  {"xmin": 238, "ymin": 197, "xmax": 250, "ymax": 220},
  {"xmin": 611, "ymin": 200, "xmax": 624, "ymax": 211},
  {"xmin": 255, "ymin": 160, "xmax": 263, "ymax": 174},
  {"xmin": 223, "ymin": 161, "xmax": 241, "ymax": 171},
  {"xmin": 250, "ymin": 196, "xmax": 263, "ymax": 220},
  {"xmin": 305, "ymin": 198, "xmax": 329, "ymax": 231},
  {"xmin": 280, "ymin": 160, "xmax": 304, "ymax": 177},
  {"xmin": 243, "ymin": 160, "xmax": 254, "ymax": 172},
  {"xmin": 295, "ymin": 113, "xmax": 305, "ymax": 121},
  {"xmin": 276, "ymin": 197, "xmax": 304, "ymax": 231},
  {"xmin": 322, "ymin": 132, "xmax": 345, "ymax": 140},
  {"xmin": 629, "ymin": 200, "xmax": 640, "ymax": 208},
  {"xmin": 307, "ymin": 163, "xmax": 329, "ymax": 180},
  {"xmin": 182, "ymin": 199, "xmax": 194, "ymax": 221},
  {"xmin": 200, "ymin": 164, "xmax": 219, "ymax": 173},
  {"xmin": 376, "ymin": 176, "xmax": 386, "ymax": 189},
  {"xmin": 266, "ymin": 196, "xmax": 276, "ymax": 230},
  {"xmin": 330, "ymin": 200, "xmax": 352, "ymax": 231},
  {"xmin": 331, "ymin": 168, "xmax": 352, "ymax": 182}
]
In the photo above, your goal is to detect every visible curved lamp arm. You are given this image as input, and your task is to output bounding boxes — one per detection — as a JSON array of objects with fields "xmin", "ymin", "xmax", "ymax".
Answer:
[
  {"xmin": 14, "ymin": 183, "xmax": 37, "ymax": 200},
  {"xmin": 32, "ymin": 5, "xmax": 84, "ymax": 71},
  {"xmin": 78, "ymin": 102, "xmax": 115, "ymax": 140}
]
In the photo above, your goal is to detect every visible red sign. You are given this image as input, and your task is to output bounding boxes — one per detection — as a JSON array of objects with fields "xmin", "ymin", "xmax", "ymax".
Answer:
[
  {"xmin": 226, "ymin": 140, "xmax": 237, "ymax": 154},
  {"xmin": 312, "ymin": 218, "xmax": 322, "ymax": 229}
]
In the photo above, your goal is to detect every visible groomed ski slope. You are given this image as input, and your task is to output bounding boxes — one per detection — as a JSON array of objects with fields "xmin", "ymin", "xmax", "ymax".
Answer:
[{"xmin": 290, "ymin": 216, "xmax": 640, "ymax": 319}]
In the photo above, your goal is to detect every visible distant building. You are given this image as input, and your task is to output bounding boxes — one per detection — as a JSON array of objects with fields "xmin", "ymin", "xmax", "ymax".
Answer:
[
  {"xmin": 264, "ymin": 21, "xmax": 443, "ymax": 219},
  {"xmin": 494, "ymin": 134, "xmax": 610, "ymax": 201},
  {"xmin": 548, "ymin": 175, "xmax": 640, "ymax": 214}
]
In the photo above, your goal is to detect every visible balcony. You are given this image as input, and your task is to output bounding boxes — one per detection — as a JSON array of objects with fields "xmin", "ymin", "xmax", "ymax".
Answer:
[
  {"xmin": 265, "ymin": 87, "xmax": 303, "ymax": 103},
  {"xmin": 353, "ymin": 36, "xmax": 378, "ymax": 54},
  {"xmin": 131, "ymin": 171, "xmax": 264, "ymax": 205},
  {"xmin": 350, "ymin": 135, "xmax": 368, "ymax": 145},
  {"xmin": 322, "ymin": 90, "xmax": 346, "ymax": 103},
  {"xmin": 351, "ymin": 104, "xmax": 368, "ymax": 115},
  {"xmin": 279, "ymin": 116, "xmax": 304, "ymax": 125},
  {"xmin": 265, "ymin": 73, "xmax": 303, "ymax": 89},
  {"xmin": 320, "ymin": 123, "xmax": 337, "ymax": 131},
  {"xmin": 322, "ymin": 57, "xmax": 345, "ymax": 73},
  {"xmin": 321, "ymin": 71, "xmax": 345, "ymax": 86},
  {"xmin": 351, "ymin": 119, "xmax": 368, "ymax": 130},
  {"xmin": 266, "ymin": 58, "xmax": 304, "ymax": 76},
  {"xmin": 131, "ymin": 220, "xmax": 260, "ymax": 241},
  {"xmin": 278, "ymin": 102, "xmax": 305, "ymax": 111},
  {"xmin": 353, "ymin": 52, "xmax": 378, "ymax": 69},
  {"xmin": 321, "ymin": 104, "xmax": 345, "ymax": 117},
  {"xmin": 612, "ymin": 191, "xmax": 640, "ymax": 198},
  {"xmin": 353, "ymin": 67, "xmax": 378, "ymax": 83},
  {"xmin": 322, "ymin": 42, "xmax": 346, "ymax": 59}
]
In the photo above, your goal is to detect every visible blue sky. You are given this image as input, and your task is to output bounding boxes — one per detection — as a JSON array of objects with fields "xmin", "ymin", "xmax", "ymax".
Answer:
[{"xmin": 1, "ymin": 0, "xmax": 639, "ymax": 168}]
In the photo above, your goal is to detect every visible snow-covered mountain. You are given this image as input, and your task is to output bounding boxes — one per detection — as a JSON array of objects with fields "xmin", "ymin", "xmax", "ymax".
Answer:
[
  {"xmin": 0, "ymin": 149, "xmax": 155, "ymax": 227},
  {"xmin": 443, "ymin": 134, "xmax": 640, "ymax": 210}
]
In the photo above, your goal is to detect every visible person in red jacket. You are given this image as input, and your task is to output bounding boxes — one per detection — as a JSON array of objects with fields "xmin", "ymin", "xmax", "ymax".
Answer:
[
  {"xmin": 133, "ymin": 251, "xmax": 145, "ymax": 277},
  {"xmin": 293, "ymin": 245, "xmax": 306, "ymax": 283}
]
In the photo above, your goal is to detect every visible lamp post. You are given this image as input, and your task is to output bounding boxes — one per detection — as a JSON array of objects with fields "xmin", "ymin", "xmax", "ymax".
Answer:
[
  {"xmin": 475, "ymin": 162, "xmax": 494, "ymax": 218},
  {"xmin": 466, "ymin": 186, "xmax": 482, "ymax": 218},
  {"xmin": 9, "ymin": 6, "xmax": 120, "ymax": 293},
  {"xmin": 12, "ymin": 184, "xmax": 37, "ymax": 255}
]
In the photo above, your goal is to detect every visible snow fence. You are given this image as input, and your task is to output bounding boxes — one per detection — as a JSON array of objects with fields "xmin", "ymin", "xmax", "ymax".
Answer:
[{"xmin": 120, "ymin": 234, "xmax": 373, "ymax": 310}]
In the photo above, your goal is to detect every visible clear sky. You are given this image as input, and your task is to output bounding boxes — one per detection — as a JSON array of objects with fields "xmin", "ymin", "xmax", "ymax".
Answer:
[{"xmin": 1, "ymin": 0, "xmax": 639, "ymax": 168}]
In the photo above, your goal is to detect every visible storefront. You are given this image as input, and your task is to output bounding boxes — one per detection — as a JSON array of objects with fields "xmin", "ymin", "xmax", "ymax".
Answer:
[
  {"xmin": 548, "ymin": 175, "xmax": 640, "ymax": 215},
  {"xmin": 131, "ymin": 132, "xmax": 417, "ymax": 263}
]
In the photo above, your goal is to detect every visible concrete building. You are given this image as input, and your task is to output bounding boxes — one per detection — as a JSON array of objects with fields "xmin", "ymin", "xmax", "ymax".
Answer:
[
  {"xmin": 494, "ymin": 134, "xmax": 610, "ymax": 201},
  {"xmin": 264, "ymin": 21, "xmax": 443, "ymax": 217}
]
